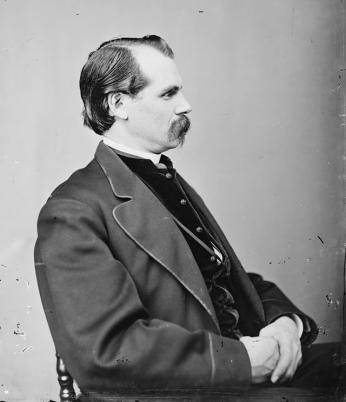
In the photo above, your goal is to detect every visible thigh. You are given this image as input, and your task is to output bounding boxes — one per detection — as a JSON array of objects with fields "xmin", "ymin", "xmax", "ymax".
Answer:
[{"xmin": 288, "ymin": 342, "xmax": 342, "ymax": 388}]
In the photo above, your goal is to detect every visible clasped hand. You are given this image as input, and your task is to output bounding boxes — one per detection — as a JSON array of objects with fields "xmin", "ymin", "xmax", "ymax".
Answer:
[{"xmin": 240, "ymin": 316, "xmax": 302, "ymax": 384}]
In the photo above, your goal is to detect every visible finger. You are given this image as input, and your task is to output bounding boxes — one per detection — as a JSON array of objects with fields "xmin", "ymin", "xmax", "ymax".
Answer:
[
  {"xmin": 275, "ymin": 342, "xmax": 302, "ymax": 383},
  {"xmin": 297, "ymin": 347, "xmax": 303, "ymax": 367},
  {"xmin": 279, "ymin": 355, "xmax": 297, "ymax": 382},
  {"xmin": 286, "ymin": 343, "xmax": 302, "ymax": 379},
  {"xmin": 270, "ymin": 338, "xmax": 293, "ymax": 383}
]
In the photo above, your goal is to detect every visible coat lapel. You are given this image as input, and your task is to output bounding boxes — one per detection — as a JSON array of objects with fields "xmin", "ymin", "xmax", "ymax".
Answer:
[{"xmin": 94, "ymin": 142, "xmax": 220, "ymax": 331}]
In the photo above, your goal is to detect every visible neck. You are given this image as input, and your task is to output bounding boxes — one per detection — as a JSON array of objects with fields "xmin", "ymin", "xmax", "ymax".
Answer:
[
  {"xmin": 102, "ymin": 137, "xmax": 162, "ymax": 165},
  {"xmin": 105, "ymin": 125, "xmax": 159, "ymax": 154}
]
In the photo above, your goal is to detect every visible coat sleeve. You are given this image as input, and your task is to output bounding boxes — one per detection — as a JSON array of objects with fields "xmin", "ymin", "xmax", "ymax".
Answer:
[
  {"xmin": 34, "ymin": 197, "xmax": 252, "ymax": 392},
  {"xmin": 247, "ymin": 273, "xmax": 318, "ymax": 345}
]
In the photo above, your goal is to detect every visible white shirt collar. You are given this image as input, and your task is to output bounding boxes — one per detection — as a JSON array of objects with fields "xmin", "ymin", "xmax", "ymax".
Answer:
[{"xmin": 103, "ymin": 137, "xmax": 161, "ymax": 165}]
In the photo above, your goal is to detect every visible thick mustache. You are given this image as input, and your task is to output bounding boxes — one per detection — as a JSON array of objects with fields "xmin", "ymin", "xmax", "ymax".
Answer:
[{"xmin": 171, "ymin": 115, "xmax": 191, "ymax": 132}]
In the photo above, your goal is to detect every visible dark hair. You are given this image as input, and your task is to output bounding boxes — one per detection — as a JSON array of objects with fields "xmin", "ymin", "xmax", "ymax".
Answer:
[{"xmin": 79, "ymin": 35, "xmax": 174, "ymax": 135}]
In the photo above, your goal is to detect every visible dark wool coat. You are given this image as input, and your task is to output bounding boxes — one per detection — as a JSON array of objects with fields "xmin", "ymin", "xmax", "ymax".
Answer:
[{"xmin": 34, "ymin": 142, "xmax": 317, "ymax": 395}]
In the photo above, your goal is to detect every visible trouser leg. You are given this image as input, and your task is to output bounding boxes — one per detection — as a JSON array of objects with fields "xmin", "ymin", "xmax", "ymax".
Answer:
[{"xmin": 287, "ymin": 341, "xmax": 342, "ymax": 388}]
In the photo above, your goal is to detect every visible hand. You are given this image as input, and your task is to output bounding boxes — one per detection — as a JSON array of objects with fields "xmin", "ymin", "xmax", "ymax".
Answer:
[
  {"xmin": 240, "ymin": 336, "xmax": 280, "ymax": 384},
  {"xmin": 259, "ymin": 316, "xmax": 302, "ymax": 384}
]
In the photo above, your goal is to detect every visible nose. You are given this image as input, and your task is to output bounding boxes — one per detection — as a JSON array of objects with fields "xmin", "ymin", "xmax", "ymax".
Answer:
[{"xmin": 175, "ymin": 94, "xmax": 192, "ymax": 115}]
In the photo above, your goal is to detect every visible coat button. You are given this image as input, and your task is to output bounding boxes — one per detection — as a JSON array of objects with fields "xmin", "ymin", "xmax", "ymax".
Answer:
[
  {"xmin": 196, "ymin": 226, "xmax": 203, "ymax": 233},
  {"xmin": 180, "ymin": 199, "xmax": 187, "ymax": 205},
  {"xmin": 165, "ymin": 172, "xmax": 173, "ymax": 179},
  {"xmin": 210, "ymin": 255, "xmax": 216, "ymax": 262}
]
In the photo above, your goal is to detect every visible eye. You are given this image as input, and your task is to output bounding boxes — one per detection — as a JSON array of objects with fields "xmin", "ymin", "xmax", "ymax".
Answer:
[
  {"xmin": 161, "ymin": 88, "xmax": 179, "ymax": 99},
  {"xmin": 162, "ymin": 92, "xmax": 173, "ymax": 99}
]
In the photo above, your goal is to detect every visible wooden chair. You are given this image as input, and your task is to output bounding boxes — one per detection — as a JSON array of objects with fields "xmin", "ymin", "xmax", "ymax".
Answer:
[{"xmin": 56, "ymin": 353, "xmax": 79, "ymax": 402}]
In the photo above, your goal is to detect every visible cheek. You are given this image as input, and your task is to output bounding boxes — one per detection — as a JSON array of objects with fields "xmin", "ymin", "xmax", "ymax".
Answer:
[{"xmin": 138, "ymin": 107, "xmax": 170, "ymax": 128}]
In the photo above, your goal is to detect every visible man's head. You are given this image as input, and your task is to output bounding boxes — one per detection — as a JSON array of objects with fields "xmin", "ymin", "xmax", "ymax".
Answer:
[{"xmin": 80, "ymin": 35, "xmax": 191, "ymax": 153}]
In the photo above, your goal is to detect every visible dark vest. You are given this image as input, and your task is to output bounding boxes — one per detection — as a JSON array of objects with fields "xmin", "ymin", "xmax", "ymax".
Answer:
[{"xmin": 116, "ymin": 151, "xmax": 241, "ymax": 338}]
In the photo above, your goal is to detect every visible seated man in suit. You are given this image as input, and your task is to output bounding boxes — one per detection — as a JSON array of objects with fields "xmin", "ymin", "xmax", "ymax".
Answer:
[{"xmin": 34, "ymin": 35, "xmax": 341, "ymax": 396}]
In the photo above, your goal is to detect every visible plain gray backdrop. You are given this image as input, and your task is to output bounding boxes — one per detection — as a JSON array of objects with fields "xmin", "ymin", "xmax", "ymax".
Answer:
[{"xmin": 0, "ymin": 1, "xmax": 344, "ymax": 400}]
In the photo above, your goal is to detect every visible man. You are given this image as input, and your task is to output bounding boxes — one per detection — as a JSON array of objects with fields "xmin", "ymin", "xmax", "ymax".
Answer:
[{"xmin": 34, "ymin": 35, "xmax": 341, "ymax": 396}]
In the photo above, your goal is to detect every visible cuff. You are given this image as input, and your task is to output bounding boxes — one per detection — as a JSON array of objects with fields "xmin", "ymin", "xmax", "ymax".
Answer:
[
  {"xmin": 290, "ymin": 313, "xmax": 304, "ymax": 338},
  {"xmin": 208, "ymin": 332, "xmax": 251, "ymax": 388}
]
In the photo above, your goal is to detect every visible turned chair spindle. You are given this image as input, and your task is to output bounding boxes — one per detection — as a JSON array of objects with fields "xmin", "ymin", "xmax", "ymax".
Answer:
[{"xmin": 56, "ymin": 353, "xmax": 78, "ymax": 402}]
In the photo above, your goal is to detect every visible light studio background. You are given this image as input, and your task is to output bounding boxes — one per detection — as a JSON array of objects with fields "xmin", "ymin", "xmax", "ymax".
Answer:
[{"xmin": 0, "ymin": 0, "xmax": 344, "ymax": 401}]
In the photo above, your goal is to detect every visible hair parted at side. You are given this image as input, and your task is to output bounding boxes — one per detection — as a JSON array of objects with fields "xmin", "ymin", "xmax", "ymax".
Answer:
[{"xmin": 79, "ymin": 35, "xmax": 174, "ymax": 135}]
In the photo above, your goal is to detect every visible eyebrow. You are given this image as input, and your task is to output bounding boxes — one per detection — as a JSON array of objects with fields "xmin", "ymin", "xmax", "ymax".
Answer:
[{"xmin": 159, "ymin": 85, "xmax": 182, "ymax": 96}]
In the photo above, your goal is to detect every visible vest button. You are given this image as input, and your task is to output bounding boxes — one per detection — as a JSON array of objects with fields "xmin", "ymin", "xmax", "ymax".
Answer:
[
  {"xmin": 165, "ymin": 172, "xmax": 173, "ymax": 179},
  {"xmin": 196, "ymin": 226, "xmax": 203, "ymax": 233},
  {"xmin": 180, "ymin": 198, "xmax": 187, "ymax": 205},
  {"xmin": 210, "ymin": 255, "xmax": 216, "ymax": 262}
]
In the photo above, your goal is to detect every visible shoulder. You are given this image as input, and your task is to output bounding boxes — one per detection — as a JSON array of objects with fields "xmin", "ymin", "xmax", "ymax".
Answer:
[
  {"xmin": 53, "ymin": 159, "xmax": 104, "ymax": 198},
  {"xmin": 39, "ymin": 157, "xmax": 115, "ymax": 220},
  {"xmin": 36, "ymin": 159, "xmax": 112, "ymax": 244}
]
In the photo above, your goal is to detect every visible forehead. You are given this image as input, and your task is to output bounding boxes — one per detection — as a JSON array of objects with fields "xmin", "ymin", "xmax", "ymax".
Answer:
[{"xmin": 132, "ymin": 46, "xmax": 182, "ymax": 90}]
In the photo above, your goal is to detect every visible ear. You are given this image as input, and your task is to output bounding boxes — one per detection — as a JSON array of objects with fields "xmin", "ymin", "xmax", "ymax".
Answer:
[{"xmin": 107, "ymin": 92, "xmax": 128, "ymax": 120}]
